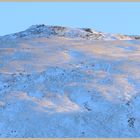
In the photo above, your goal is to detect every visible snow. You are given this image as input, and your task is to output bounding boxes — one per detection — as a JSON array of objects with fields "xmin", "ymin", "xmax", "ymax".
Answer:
[
  {"xmin": 0, "ymin": 26, "xmax": 140, "ymax": 137},
  {"xmin": 1, "ymin": 24, "xmax": 139, "ymax": 41}
]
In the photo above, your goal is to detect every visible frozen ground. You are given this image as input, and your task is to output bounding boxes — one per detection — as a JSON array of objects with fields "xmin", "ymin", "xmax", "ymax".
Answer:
[{"xmin": 0, "ymin": 25, "xmax": 140, "ymax": 137}]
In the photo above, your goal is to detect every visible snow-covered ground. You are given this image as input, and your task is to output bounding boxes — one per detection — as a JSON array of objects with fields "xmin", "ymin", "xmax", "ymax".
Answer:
[
  {"xmin": 0, "ymin": 25, "xmax": 140, "ymax": 137},
  {"xmin": 0, "ymin": 24, "xmax": 137, "ymax": 41}
]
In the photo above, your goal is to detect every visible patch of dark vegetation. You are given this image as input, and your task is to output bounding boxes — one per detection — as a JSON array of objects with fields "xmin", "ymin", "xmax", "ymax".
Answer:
[
  {"xmin": 126, "ymin": 101, "xmax": 130, "ymax": 106},
  {"xmin": 51, "ymin": 25, "xmax": 66, "ymax": 30},
  {"xmin": 83, "ymin": 102, "xmax": 92, "ymax": 111},
  {"xmin": 36, "ymin": 24, "xmax": 46, "ymax": 28},
  {"xmin": 128, "ymin": 35, "xmax": 140, "ymax": 40},
  {"xmin": 11, "ymin": 130, "xmax": 17, "ymax": 133},
  {"xmin": 128, "ymin": 117, "xmax": 135, "ymax": 128},
  {"xmin": 134, "ymin": 36, "xmax": 140, "ymax": 40},
  {"xmin": 81, "ymin": 131, "xmax": 85, "ymax": 134},
  {"xmin": 82, "ymin": 28, "xmax": 93, "ymax": 33}
]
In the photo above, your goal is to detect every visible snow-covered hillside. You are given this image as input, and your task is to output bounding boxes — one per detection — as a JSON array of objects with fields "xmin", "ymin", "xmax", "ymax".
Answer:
[
  {"xmin": 0, "ymin": 24, "xmax": 139, "ymax": 41},
  {"xmin": 0, "ymin": 25, "xmax": 140, "ymax": 137}
]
